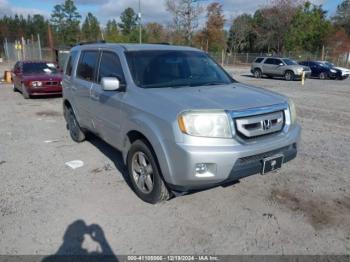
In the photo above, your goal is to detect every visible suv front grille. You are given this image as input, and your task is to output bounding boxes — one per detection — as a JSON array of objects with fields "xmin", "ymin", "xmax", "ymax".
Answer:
[{"xmin": 234, "ymin": 111, "xmax": 284, "ymax": 139}]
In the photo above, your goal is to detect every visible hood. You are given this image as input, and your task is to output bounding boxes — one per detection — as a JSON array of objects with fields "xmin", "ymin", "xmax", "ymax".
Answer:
[
  {"xmin": 334, "ymin": 66, "xmax": 350, "ymax": 72},
  {"xmin": 22, "ymin": 73, "xmax": 63, "ymax": 82},
  {"xmin": 144, "ymin": 82, "xmax": 287, "ymax": 112}
]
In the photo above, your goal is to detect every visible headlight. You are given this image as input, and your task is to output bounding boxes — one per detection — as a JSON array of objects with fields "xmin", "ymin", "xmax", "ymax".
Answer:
[
  {"xmin": 31, "ymin": 81, "xmax": 43, "ymax": 87},
  {"xmin": 178, "ymin": 111, "xmax": 232, "ymax": 138},
  {"xmin": 330, "ymin": 69, "xmax": 336, "ymax": 73},
  {"xmin": 296, "ymin": 68, "xmax": 303, "ymax": 73},
  {"xmin": 289, "ymin": 99, "xmax": 297, "ymax": 124}
]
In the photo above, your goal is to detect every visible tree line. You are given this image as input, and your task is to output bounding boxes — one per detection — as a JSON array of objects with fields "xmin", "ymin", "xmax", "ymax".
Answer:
[{"xmin": 0, "ymin": 0, "xmax": 349, "ymax": 55}]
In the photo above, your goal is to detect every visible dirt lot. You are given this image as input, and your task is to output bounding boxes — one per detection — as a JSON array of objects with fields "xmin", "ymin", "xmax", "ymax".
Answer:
[{"xmin": 0, "ymin": 66, "xmax": 350, "ymax": 255}]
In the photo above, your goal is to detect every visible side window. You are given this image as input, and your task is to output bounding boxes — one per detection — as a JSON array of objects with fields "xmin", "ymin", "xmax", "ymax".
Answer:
[
  {"xmin": 274, "ymin": 59, "xmax": 282, "ymax": 65},
  {"xmin": 265, "ymin": 58, "xmax": 274, "ymax": 65},
  {"xmin": 255, "ymin": 58, "xmax": 263, "ymax": 63},
  {"xmin": 77, "ymin": 51, "xmax": 99, "ymax": 82},
  {"xmin": 97, "ymin": 51, "xmax": 125, "ymax": 83},
  {"xmin": 65, "ymin": 50, "xmax": 78, "ymax": 76}
]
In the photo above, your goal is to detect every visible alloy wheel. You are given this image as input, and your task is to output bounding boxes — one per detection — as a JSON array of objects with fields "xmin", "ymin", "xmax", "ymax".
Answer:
[{"xmin": 131, "ymin": 152, "xmax": 154, "ymax": 194}]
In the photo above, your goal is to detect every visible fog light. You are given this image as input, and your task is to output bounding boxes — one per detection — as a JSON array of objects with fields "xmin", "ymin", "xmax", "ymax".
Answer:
[
  {"xmin": 195, "ymin": 163, "xmax": 208, "ymax": 174},
  {"xmin": 195, "ymin": 163, "xmax": 216, "ymax": 178}
]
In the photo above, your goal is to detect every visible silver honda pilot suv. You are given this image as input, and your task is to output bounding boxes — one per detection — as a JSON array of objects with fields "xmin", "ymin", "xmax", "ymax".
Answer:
[{"xmin": 62, "ymin": 43, "xmax": 301, "ymax": 204}]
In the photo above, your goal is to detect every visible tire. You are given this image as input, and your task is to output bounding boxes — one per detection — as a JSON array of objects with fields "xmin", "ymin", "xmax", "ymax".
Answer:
[
  {"xmin": 13, "ymin": 83, "xmax": 18, "ymax": 92},
  {"xmin": 67, "ymin": 107, "xmax": 85, "ymax": 143},
  {"xmin": 127, "ymin": 139, "xmax": 170, "ymax": 204},
  {"xmin": 319, "ymin": 72, "xmax": 327, "ymax": 80},
  {"xmin": 253, "ymin": 69, "xmax": 262, "ymax": 78},
  {"xmin": 284, "ymin": 71, "xmax": 294, "ymax": 81},
  {"xmin": 21, "ymin": 84, "xmax": 30, "ymax": 99}
]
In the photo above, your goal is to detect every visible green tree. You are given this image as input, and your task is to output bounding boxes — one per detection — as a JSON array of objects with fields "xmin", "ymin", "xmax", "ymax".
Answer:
[
  {"xmin": 203, "ymin": 2, "xmax": 225, "ymax": 52},
  {"xmin": 332, "ymin": 0, "xmax": 350, "ymax": 35},
  {"xmin": 285, "ymin": 2, "xmax": 331, "ymax": 52},
  {"xmin": 105, "ymin": 19, "xmax": 120, "ymax": 42},
  {"xmin": 50, "ymin": 0, "xmax": 81, "ymax": 45},
  {"xmin": 118, "ymin": 7, "xmax": 137, "ymax": 36},
  {"xmin": 81, "ymin": 12, "xmax": 101, "ymax": 41},
  {"xmin": 227, "ymin": 14, "xmax": 255, "ymax": 53},
  {"xmin": 144, "ymin": 22, "xmax": 165, "ymax": 43}
]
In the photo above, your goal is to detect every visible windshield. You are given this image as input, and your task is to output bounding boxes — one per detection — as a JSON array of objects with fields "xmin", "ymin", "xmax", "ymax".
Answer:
[
  {"xmin": 324, "ymin": 62, "xmax": 335, "ymax": 68},
  {"xmin": 125, "ymin": 50, "xmax": 234, "ymax": 88},
  {"xmin": 23, "ymin": 62, "xmax": 58, "ymax": 74},
  {"xmin": 283, "ymin": 59, "xmax": 298, "ymax": 65}
]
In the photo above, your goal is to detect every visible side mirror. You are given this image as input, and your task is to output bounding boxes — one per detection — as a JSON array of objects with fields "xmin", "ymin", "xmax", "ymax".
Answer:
[{"xmin": 101, "ymin": 77, "xmax": 124, "ymax": 91}]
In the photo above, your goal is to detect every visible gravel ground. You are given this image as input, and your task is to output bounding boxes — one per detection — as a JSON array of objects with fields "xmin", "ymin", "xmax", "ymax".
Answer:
[{"xmin": 0, "ymin": 65, "xmax": 349, "ymax": 256}]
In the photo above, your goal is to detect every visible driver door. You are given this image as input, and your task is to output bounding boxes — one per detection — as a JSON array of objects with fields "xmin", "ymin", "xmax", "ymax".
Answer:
[{"xmin": 89, "ymin": 50, "xmax": 127, "ymax": 149}]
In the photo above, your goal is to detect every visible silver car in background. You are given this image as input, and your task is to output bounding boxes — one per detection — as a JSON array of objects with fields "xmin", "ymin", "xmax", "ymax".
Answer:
[
  {"xmin": 62, "ymin": 43, "xmax": 301, "ymax": 204},
  {"xmin": 251, "ymin": 57, "xmax": 311, "ymax": 81}
]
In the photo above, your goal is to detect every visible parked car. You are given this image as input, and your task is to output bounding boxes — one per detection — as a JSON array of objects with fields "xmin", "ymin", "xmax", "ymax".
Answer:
[
  {"xmin": 318, "ymin": 61, "xmax": 350, "ymax": 80},
  {"xmin": 251, "ymin": 57, "xmax": 311, "ymax": 81},
  {"xmin": 12, "ymin": 61, "xmax": 63, "ymax": 99},
  {"xmin": 299, "ymin": 61, "xmax": 341, "ymax": 80},
  {"xmin": 63, "ymin": 43, "xmax": 301, "ymax": 204}
]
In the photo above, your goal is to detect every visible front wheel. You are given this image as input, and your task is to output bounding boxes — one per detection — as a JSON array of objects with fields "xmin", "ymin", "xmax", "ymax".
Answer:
[
  {"xmin": 127, "ymin": 140, "xmax": 170, "ymax": 204},
  {"xmin": 67, "ymin": 108, "xmax": 85, "ymax": 143},
  {"xmin": 21, "ymin": 84, "xmax": 30, "ymax": 99},
  {"xmin": 284, "ymin": 71, "xmax": 295, "ymax": 81}
]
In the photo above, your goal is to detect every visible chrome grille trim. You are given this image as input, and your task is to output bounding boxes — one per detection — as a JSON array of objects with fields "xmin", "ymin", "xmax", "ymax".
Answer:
[
  {"xmin": 228, "ymin": 103, "xmax": 289, "ymax": 139},
  {"xmin": 235, "ymin": 111, "xmax": 284, "ymax": 138}
]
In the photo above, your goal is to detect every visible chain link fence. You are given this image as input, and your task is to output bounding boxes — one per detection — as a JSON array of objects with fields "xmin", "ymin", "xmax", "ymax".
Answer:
[
  {"xmin": 2, "ymin": 39, "xmax": 55, "ymax": 63},
  {"xmin": 210, "ymin": 51, "xmax": 350, "ymax": 68}
]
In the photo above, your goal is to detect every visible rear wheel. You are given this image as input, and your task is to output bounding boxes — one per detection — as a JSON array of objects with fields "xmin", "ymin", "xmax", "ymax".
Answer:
[
  {"xmin": 284, "ymin": 71, "xmax": 294, "ymax": 81},
  {"xmin": 127, "ymin": 140, "xmax": 170, "ymax": 204},
  {"xmin": 319, "ymin": 72, "xmax": 327, "ymax": 80},
  {"xmin": 67, "ymin": 108, "xmax": 85, "ymax": 142},
  {"xmin": 253, "ymin": 69, "xmax": 262, "ymax": 78}
]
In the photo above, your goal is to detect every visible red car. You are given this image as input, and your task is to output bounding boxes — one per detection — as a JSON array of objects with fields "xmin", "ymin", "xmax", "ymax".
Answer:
[{"xmin": 12, "ymin": 61, "xmax": 63, "ymax": 99}]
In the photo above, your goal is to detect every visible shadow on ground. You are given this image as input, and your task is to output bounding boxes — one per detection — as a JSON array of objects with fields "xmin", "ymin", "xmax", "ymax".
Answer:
[
  {"xmin": 87, "ymin": 134, "xmax": 133, "ymax": 190},
  {"xmin": 42, "ymin": 220, "xmax": 118, "ymax": 262}
]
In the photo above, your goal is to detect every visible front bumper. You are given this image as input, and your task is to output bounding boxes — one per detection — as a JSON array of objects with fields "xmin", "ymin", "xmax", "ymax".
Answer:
[
  {"xmin": 27, "ymin": 86, "xmax": 62, "ymax": 96},
  {"xmin": 162, "ymin": 125, "xmax": 301, "ymax": 192},
  {"xmin": 296, "ymin": 71, "xmax": 311, "ymax": 78}
]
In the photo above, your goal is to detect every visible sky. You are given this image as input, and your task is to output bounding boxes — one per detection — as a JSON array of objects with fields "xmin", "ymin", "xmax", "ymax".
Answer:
[{"xmin": 0, "ymin": 0, "xmax": 343, "ymax": 27}]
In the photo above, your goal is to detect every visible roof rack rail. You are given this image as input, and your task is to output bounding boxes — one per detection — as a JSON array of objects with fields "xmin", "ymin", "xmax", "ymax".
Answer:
[
  {"xmin": 152, "ymin": 42, "xmax": 171, "ymax": 45},
  {"xmin": 77, "ymin": 40, "xmax": 106, "ymax": 46}
]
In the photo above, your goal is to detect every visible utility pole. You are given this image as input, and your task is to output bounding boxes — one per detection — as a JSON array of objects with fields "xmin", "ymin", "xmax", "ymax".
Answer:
[
  {"xmin": 138, "ymin": 0, "xmax": 142, "ymax": 44},
  {"xmin": 37, "ymin": 34, "xmax": 42, "ymax": 61}
]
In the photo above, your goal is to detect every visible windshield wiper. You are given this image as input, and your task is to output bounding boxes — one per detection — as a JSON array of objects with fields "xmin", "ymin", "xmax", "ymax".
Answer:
[{"xmin": 190, "ymin": 82, "xmax": 228, "ymax": 87}]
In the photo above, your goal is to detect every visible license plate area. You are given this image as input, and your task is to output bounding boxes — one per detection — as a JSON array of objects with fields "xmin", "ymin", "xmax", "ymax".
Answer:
[{"xmin": 261, "ymin": 154, "xmax": 284, "ymax": 175}]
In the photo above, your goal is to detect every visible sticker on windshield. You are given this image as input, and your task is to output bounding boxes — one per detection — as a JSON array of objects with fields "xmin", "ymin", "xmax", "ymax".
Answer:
[
  {"xmin": 47, "ymin": 63, "xmax": 56, "ymax": 68},
  {"xmin": 43, "ymin": 68, "xmax": 52, "ymax": 73}
]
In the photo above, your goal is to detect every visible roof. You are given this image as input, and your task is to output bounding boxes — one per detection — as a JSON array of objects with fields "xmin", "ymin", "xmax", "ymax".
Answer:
[{"xmin": 71, "ymin": 43, "xmax": 201, "ymax": 52}]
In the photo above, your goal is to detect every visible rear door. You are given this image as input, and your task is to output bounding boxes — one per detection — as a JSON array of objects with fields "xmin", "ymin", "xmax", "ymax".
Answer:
[
  {"xmin": 263, "ymin": 58, "xmax": 278, "ymax": 74},
  {"xmin": 90, "ymin": 50, "xmax": 127, "ymax": 148},
  {"xmin": 71, "ymin": 50, "xmax": 100, "ymax": 128}
]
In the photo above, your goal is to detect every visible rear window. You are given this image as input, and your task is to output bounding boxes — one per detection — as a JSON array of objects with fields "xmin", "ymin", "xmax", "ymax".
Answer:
[
  {"xmin": 76, "ymin": 51, "xmax": 99, "ymax": 82},
  {"xmin": 254, "ymin": 58, "xmax": 264, "ymax": 63}
]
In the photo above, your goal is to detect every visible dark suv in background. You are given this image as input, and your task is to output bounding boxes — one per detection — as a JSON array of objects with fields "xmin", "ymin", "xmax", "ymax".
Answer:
[{"xmin": 299, "ymin": 61, "xmax": 341, "ymax": 80}]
